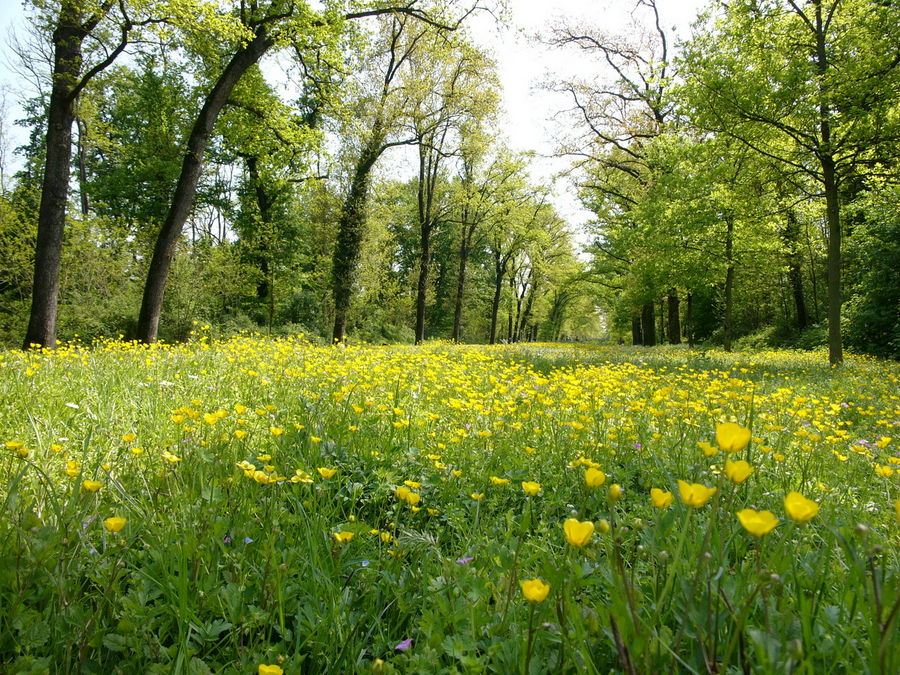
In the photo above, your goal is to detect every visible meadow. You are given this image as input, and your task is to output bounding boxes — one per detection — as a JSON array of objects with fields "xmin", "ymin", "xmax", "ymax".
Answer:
[{"xmin": 1, "ymin": 334, "xmax": 898, "ymax": 674}]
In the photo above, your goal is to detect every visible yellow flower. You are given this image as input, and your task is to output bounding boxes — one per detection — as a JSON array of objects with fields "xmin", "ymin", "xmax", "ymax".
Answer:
[
  {"xmin": 7, "ymin": 441, "xmax": 28, "ymax": 458},
  {"xmin": 737, "ymin": 508, "xmax": 779, "ymax": 537},
  {"xmin": 521, "ymin": 481, "xmax": 541, "ymax": 496},
  {"xmin": 895, "ymin": 498, "xmax": 900, "ymax": 525},
  {"xmin": 82, "ymin": 480, "xmax": 102, "ymax": 493},
  {"xmin": 203, "ymin": 413, "xmax": 218, "ymax": 425},
  {"xmin": 563, "ymin": 518, "xmax": 595, "ymax": 547},
  {"xmin": 875, "ymin": 436, "xmax": 892, "ymax": 449},
  {"xmin": 259, "ymin": 664, "xmax": 283, "ymax": 675},
  {"xmin": 130, "ymin": 447, "xmax": 144, "ymax": 455},
  {"xmin": 716, "ymin": 422, "xmax": 751, "ymax": 453},
  {"xmin": 104, "ymin": 517, "xmax": 127, "ymax": 533},
  {"xmin": 234, "ymin": 404, "xmax": 248, "ymax": 415},
  {"xmin": 470, "ymin": 493, "xmax": 484, "ymax": 500},
  {"xmin": 64, "ymin": 460, "xmax": 81, "ymax": 477},
  {"xmin": 50, "ymin": 444, "xmax": 63, "ymax": 453},
  {"xmin": 269, "ymin": 427, "xmax": 284, "ymax": 436},
  {"xmin": 317, "ymin": 467, "xmax": 337, "ymax": 479},
  {"xmin": 490, "ymin": 476, "xmax": 510, "ymax": 485},
  {"xmin": 122, "ymin": 433, "xmax": 137, "ymax": 444},
  {"xmin": 677, "ymin": 480, "xmax": 717, "ymax": 507},
  {"xmin": 584, "ymin": 467, "xmax": 606, "ymax": 488},
  {"xmin": 404, "ymin": 480, "xmax": 422, "ymax": 489},
  {"xmin": 310, "ymin": 436, "xmax": 322, "ymax": 443},
  {"xmin": 597, "ymin": 519, "xmax": 611, "ymax": 534},
  {"xmin": 234, "ymin": 430, "xmax": 248, "ymax": 439},
  {"xmin": 608, "ymin": 483, "xmax": 624, "ymax": 502},
  {"xmin": 650, "ymin": 488, "xmax": 673, "ymax": 509},
  {"xmin": 406, "ymin": 492, "xmax": 421, "ymax": 506},
  {"xmin": 520, "ymin": 578, "xmax": 551, "ymax": 603},
  {"xmin": 333, "ymin": 531, "xmax": 355, "ymax": 544},
  {"xmin": 784, "ymin": 492, "xmax": 819, "ymax": 523},
  {"xmin": 725, "ymin": 459, "xmax": 754, "ymax": 484},
  {"xmin": 395, "ymin": 486, "xmax": 411, "ymax": 501},
  {"xmin": 697, "ymin": 441, "xmax": 718, "ymax": 457}
]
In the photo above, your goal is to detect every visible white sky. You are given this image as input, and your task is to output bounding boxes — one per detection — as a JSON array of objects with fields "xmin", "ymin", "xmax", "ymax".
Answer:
[{"xmin": 0, "ymin": 0, "xmax": 710, "ymax": 230}]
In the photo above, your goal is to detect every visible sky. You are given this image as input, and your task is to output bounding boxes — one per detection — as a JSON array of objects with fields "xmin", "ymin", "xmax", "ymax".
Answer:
[{"xmin": 0, "ymin": 0, "xmax": 709, "ymax": 228}]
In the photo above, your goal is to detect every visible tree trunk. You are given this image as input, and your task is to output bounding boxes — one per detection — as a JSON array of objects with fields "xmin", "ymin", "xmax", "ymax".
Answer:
[
  {"xmin": 451, "ymin": 238, "xmax": 469, "ymax": 342},
  {"xmin": 686, "ymin": 292, "xmax": 694, "ymax": 347},
  {"xmin": 414, "ymin": 222, "xmax": 432, "ymax": 344},
  {"xmin": 331, "ymin": 144, "xmax": 381, "ymax": 343},
  {"xmin": 76, "ymin": 116, "xmax": 89, "ymax": 216},
  {"xmin": 667, "ymin": 289, "xmax": 681, "ymax": 344},
  {"xmin": 822, "ymin": 157, "xmax": 842, "ymax": 364},
  {"xmin": 23, "ymin": 4, "xmax": 84, "ymax": 349},
  {"xmin": 489, "ymin": 251, "xmax": 503, "ymax": 344},
  {"xmin": 640, "ymin": 302, "xmax": 656, "ymax": 347},
  {"xmin": 136, "ymin": 29, "xmax": 275, "ymax": 343},
  {"xmin": 784, "ymin": 210, "xmax": 808, "ymax": 330},
  {"xmin": 631, "ymin": 314, "xmax": 643, "ymax": 345},
  {"xmin": 723, "ymin": 217, "xmax": 735, "ymax": 352}
]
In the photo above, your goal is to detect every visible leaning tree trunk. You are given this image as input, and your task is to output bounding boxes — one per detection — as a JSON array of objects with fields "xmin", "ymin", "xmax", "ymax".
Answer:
[
  {"xmin": 667, "ymin": 289, "xmax": 681, "ymax": 344},
  {"xmin": 23, "ymin": 4, "xmax": 85, "ymax": 350},
  {"xmin": 331, "ymin": 147, "xmax": 380, "ymax": 343},
  {"xmin": 136, "ymin": 29, "xmax": 274, "ymax": 343}
]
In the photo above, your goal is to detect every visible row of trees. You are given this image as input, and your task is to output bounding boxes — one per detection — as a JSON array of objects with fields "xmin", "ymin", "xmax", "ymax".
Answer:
[
  {"xmin": 557, "ymin": 0, "xmax": 900, "ymax": 363},
  {"xmin": 0, "ymin": 0, "xmax": 597, "ymax": 349}
]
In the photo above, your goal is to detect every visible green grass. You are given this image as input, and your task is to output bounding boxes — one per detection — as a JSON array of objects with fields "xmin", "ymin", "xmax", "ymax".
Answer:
[{"xmin": 1, "ymin": 336, "xmax": 898, "ymax": 673}]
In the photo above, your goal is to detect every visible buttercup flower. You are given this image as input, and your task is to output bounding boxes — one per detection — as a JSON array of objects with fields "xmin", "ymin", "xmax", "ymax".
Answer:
[
  {"xmin": 258, "ymin": 665, "xmax": 283, "ymax": 675},
  {"xmin": 490, "ymin": 476, "xmax": 510, "ymax": 485},
  {"xmin": 725, "ymin": 459, "xmax": 754, "ymax": 484},
  {"xmin": 677, "ymin": 480, "xmax": 717, "ymax": 507},
  {"xmin": 104, "ymin": 517, "xmax": 126, "ymax": 533},
  {"xmin": 317, "ymin": 467, "xmax": 337, "ymax": 479},
  {"xmin": 521, "ymin": 481, "xmax": 541, "ymax": 496},
  {"xmin": 716, "ymin": 422, "xmax": 751, "ymax": 453},
  {"xmin": 784, "ymin": 492, "xmax": 819, "ymax": 523},
  {"xmin": 737, "ymin": 508, "xmax": 779, "ymax": 537},
  {"xmin": 608, "ymin": 483, "xmax": 624, "ymax": 502},
  {"xmin": 584, "ymin": 467, "xmax": 606, "ymax": 487},
  {"xmin": 82, "ymin": 480, "xmax": 102, "ymax": 493},
  {"xmin": 563, "ymin": 518, "xmax": 594, "ymax": 547},
  {"xmin": 520, "ymin": 578, "xmax": 551, "ymax": 602},
  {"xmin": 333, "ymin": 531, "xmax": 355, "ymax": 544},
  {"xmin": 650, "ymin": 488, "xmax": 673, "ymax": 509}
]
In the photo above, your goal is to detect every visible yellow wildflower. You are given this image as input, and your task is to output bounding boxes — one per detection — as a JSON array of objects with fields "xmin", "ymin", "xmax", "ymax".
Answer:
[
  {"xmin": 725, "ymin": 459, "xmax": 754, "ymax": 484},
  {"xmin": 716, "ymin": 422, "xmax": 751, "ymax": 453},
  {"xmin": 563, "ymin": 518, "xmax": 594, "ymax": 547},
  {"xmin": 737, "ymin": 509, "xmax": 779, "ymax": 537},
  {"xmin": 584, "ymin": 467, "xmax": 606, "ymax": 488},
  {"xmin": 521, "ymin": 481, "xmax": 541, "ymax": 496},
  {"xmin": 677, "ymin": 480, "xmax": 717, "ymax": 507},
  {"xmin": 784, "ymin": 492, "xmax": 819, "ymax": 523},
  {"xmin": 650, "ymin": 488, "xmax": 673, "ymax": 509},
  {"xmin": 104, "ymin": 517, "xmax": 127, "ymax": 533},
  {"xmin": 520, "ymin": 578, "xmax": 551, "ymax": 603}
]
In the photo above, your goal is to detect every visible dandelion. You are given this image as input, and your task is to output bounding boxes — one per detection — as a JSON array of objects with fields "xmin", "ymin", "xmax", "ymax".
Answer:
[
  {"xmin": 737, "ymin": 509, "xmax": 779, "ymax": 537},
  {"xmin": 521, "ymin": 481, "xmax": 541, "ymax": 497},
  {"xmin": 716, "ymin": 422, "xmax": 751, "ymax": 453},
  {"xmin": 725, "ymin": 459, "xmax": 754, "ymax": 484},
  {"xmin": 677, "ymin": 480, "xmax": 717, "ymax": 507},
  {"xmin": 584, "ymin": 467, "xmax": 606, "ymax": 487},
  {"xmin": 104, "ymin": 517, "xmax": 127, "ymax": 533},
  {"xmin": 520, "ymin": 578, "xmax": 551, "ymax": 603},
  {"xmin": 784, "ymin": 492, "xmax": 819, "ymax": 523},
  {"xmin": 650, "ymin": 488, "xmax": 674, "ymax": 509},
  {"xmin": 563, "ymin": 518, "xmax": 595, "ymax": 547}
]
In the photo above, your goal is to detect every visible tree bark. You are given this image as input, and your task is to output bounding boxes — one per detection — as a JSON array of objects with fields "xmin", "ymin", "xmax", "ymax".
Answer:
[
  {"xmin": 723, "ymin": 217, "xmax": 735, "ymax": 352},
  {"xmin": 489, "ymin": 249, "xmax": 504, "ymax": 344},
  {"xmin": 451, "ymin": 236, "xmax": 469, "ymax": 341},
  {"xmin": 332, "ymin": 142, "xmax": 381, "ymax": 343},
  {"xmin": 666, "ymin": 289, "xmax": 681, "ymax": 344},
  {"xmin": 136, "ymin": 29, "xmax": 275, "ymax": 343},
  {"xmin": 631, "ymin": 314, "xmax": 643, "ymax": 345},
  {"xmin": 640, "ymin": 302, "xmax": 656, "ymax": 346},
  {"xmin": 686, "ymin": 292, "xmax": 694, "ymax": 347},
  {"xmin": 783, "ymin": 210, "xmax": 808, "ymax": 331},
  {"xmin": 23, "ymin": 3, "xmax": 85, "ymax": 349}
]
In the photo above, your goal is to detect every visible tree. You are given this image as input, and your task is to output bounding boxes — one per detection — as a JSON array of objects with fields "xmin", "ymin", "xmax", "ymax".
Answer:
[
  {"xmin": 22, "ymin": 0, "xmax": 163, "ymax": 349},
  {"xmin": 682, "ymin": 0, "xmax": 900, "ymax": 364}
]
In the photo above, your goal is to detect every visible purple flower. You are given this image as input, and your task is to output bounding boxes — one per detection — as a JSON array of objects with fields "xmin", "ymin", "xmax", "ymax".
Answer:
[
  {"xmin": 634, "ymin": 442, "xmax": 642, "ymax": 449},
  {"xmin": 223, "ymin": 535, "xmax": 232, "ymax": 543},
  {"xmin": 395, "ymin": 638, "xmax": 413, "ymax": 652},
  {"xmin": 243, "ymin": 537, "xmax": 253, "ymax": 544},
  {"xmin": 361, "ymin": 560, "xmax": 370, "ymax": 567},
  {"xmin": 455, "ymin": 556, "xmax": 474, "ymax": 564}
]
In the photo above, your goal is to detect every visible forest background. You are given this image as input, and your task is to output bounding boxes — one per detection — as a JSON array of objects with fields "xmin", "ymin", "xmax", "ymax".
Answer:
[{"xmin": 0, "ymin": 0, "xmax": 898, "ymax": 362}]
